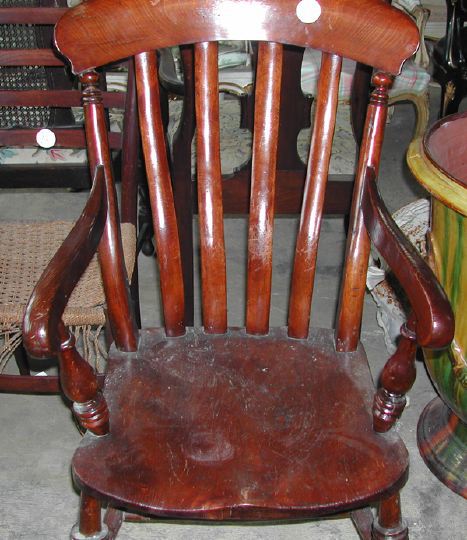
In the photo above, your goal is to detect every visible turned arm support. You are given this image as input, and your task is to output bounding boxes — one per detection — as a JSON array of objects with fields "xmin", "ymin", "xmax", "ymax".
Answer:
[
  {"xmin": 23, "ymin": 166, "xmax": 110, "ymax": 435},
  {"xmin": 362, "ymin": 165, "xmax": 454, "ymax": 350},
  {"xmin": 362, "ymin": 165, "xmax": 455, "ymax": 432}
]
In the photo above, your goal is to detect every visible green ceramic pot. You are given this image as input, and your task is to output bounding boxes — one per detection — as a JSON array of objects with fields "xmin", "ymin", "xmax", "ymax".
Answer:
[{"xmin": 407, "ymin": 111, "xmax": 467, "ymax": 498}]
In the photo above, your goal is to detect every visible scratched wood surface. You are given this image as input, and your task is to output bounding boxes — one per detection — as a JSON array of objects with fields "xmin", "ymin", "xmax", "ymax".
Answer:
[
  {"xmin": 73, "ymin": 327, "xmax": 408, "ymax": 520},
  {"xmin": 21, "ymin": 1, "xmax": 455, "ymax": 538}
]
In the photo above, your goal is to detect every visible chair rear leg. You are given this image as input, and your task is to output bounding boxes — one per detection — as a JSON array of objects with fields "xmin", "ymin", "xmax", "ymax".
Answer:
[
  {"xmin": 372, "ymin": 493, "xmax": 408, "ymax": 540},
  {"xmin": 351, "ymin": 507, "xmax": 373, "ymax": 539},
  {"xmin": 71, "ymin": 492, "xmax": 108, "ymax": 540}
]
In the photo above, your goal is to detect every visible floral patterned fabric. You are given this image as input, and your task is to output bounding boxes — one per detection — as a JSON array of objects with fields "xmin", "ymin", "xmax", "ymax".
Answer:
[{"xmin": 167, "ymin": 98, "xmax": 356, "ymax": 177}]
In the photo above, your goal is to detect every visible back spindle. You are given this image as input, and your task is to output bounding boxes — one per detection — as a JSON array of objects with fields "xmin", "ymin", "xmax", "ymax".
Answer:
[
  {"xmin": 80, "ymin": 70, "xmax": 138, "ymax": 351},
  {"xmin": 195, "ymin": 41, "xmax": 227, "ymax": 334},
  {"xmin": 246, "ymin": 41, "xmax": 283, "ymax": 335},
  {"xmin": 335, "ymin": 72, "xmax": 393, "ymax": 352},
  {"xmin": 134, "ymin": 51, "xmax": 185, "ymax": 337},
  {"xmin": 287, "ymin": 53, "xmax": 342, "ymax": 339}
]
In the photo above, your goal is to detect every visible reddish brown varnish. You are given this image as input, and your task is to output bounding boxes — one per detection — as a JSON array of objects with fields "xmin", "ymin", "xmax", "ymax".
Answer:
[
  {"xmin": 22, "ymin": 1, "xmax": 454, "ymax": 539},
  {"xmin": 159, "ymin": 44, "xmax": 357, "ymax": 326},
  {"xmin": 0, "ymin": 6, "xmax": 126, "ymax": 154},
  {"xmin": 288, "ymin": 52, "xmax": 342, "ymax": 338},
  {"xmin": 195, "ymin": 42, "xmax": 228, "ymax": 334},
  {"xmin": 246, "ymin": 42, "xmax": 282, "ymax": 335}
]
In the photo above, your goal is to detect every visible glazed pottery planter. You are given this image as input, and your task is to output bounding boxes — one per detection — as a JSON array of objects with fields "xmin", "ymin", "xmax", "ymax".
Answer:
[{"xmin": 407, "ymin": 111, "xmax": 467, "ymax": 498}]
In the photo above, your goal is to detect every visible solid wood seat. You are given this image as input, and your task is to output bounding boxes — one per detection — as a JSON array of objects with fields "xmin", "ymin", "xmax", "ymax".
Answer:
[
  {"xmin": 73, "ymin": 327, "xmax": 408, "ymax": 520},
  {"xmin": 22, "ymin": 0, "xmax": 455, "ymax": 538}
]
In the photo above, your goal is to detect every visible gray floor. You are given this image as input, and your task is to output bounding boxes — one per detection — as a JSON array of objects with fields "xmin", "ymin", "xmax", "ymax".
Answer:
[{"xmin": 0, "ymin": 86, "xmax": 466, "ymax": 539}]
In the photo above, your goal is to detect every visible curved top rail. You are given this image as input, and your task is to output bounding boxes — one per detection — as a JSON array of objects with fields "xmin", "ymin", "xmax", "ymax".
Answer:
[{"xmin": 54, "ymin": 0, "xmax": 419, "ymax": 75}]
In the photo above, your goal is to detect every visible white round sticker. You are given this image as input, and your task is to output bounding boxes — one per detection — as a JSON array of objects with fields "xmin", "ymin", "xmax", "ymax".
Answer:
[
  {"xmin": 296, "ymin": 0, "xmax": 322, "ymax": 24},
  {"xmin": 36, "ymin": 128, "xmax": 56, "ymax": 149}
]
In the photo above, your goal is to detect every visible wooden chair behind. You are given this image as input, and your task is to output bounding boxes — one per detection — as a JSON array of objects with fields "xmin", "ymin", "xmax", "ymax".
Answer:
[
  {"xmin": 0, "ymin": 6, "xmax": 141, "ymax": 394},
  {"xmin": 0, "ymin": 4, "xmax": 139, "ymax": 189}
]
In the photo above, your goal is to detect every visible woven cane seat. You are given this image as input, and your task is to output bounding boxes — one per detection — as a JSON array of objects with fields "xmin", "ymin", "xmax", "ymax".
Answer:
[{"xmin": 0, "ymin": 220, "xmax": 136, "ymax": 366}]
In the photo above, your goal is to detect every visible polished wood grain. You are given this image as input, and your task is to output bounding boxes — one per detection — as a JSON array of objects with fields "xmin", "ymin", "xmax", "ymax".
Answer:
[
  {"xmin": 362, "ymin": 168, "xmax": 454, "ymax": 349},
  {"xmin": 0, "ymin": 6, "xmax": 67, "ymax": 23},
  {"xmin": 0, "ymin": 49, "xmax": 63, "ymax": 66},
  {"xmin": 0, "ymin": 128, "xmax": 122, "ymax": 150},
  {"xmin": 73, "ymin": 328, "xmax": 408, "ymax": 520},
  {"xmin": 195, "ymin": 42, "xmax": 227, "ymax": 333},
  {"xmin": 55, "ymin": 0, "xmax": 418, "ymax": 76},
  {"xmin": 135, "ymin": 52, "xmax": 185, "ymax": 337},
  {"xmin": 77, "ymin": 493, "xmax": 103, "ymax": 538},
  {"xmin": 81, "ymin": 71, "xmax": 138, "ymax": 352},
  {"xmin": 0, "ymin": 373, "xmax": 105, "ymax": 394},
  {"xmin": 170, "ymin": 45, "xmax": 196, "ymax": 326},
  {"xmin": 335, "ymin": 73, "xmax": 393, "ymax": 352},
  {"xmin": 0, "ymin": 19, "xmax": 140, "ymax": 393},
  {"xmin": 0, "ymin": 89, "xmax": 124, "ymax": 108},
  {"xmin": 361, "ymin": 165, "xmax": 454, "ymax": 431},
  {"xmin": 373, "ymin": 493, "xmax": 408, "ymax": 540},
  {"xmin": 22, "ymin": 167, "xmax": 110, "ymax": 435},
  {"xmin": 288, "ymin": 52, "xmax": 341, "ymax": 339},
  {"xmin": 158, "ymin": 44, "xmax": 344, "ymax": 329},
  {"xmin": 24, "ymin": 1, "xmax": 454, "ymax": 537},
  {"xmin": 119, "ymin": 59, "xmax": 142, "ymax": 328},
  {"xmin": 246, "ymin": 42, "xmax": 282, "ymax": 335},
  {"xmin": 22, "ymin": 165, "xmax": 106, "ymax": 357}
]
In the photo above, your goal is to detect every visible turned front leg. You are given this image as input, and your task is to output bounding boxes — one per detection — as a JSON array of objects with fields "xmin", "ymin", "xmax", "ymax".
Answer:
[
  {"xmin": 372, "ymin": 492, "xmax": 408, "ymax": 540},
  {"xmin": 59, "ymin": 332, "xmax": 109, "ymax": 436},
  {"xmin": 373, "ymin": 319, "xmax": 417, "ymax": 432},
  {"xmin": 71, "ymin": 492, "xmax": 108, "ymax": 540}
]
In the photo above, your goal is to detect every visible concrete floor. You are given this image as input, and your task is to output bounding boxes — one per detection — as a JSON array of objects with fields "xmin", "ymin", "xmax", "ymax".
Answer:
[{"xmin": 0, "ymin": 87, "xmax": 465, "ymax": 539}]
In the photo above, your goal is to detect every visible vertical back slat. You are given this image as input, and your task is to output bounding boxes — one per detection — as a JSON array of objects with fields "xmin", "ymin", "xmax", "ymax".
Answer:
[
  {"xmin": 81, "ymin": 71, "xmax": 138, "ymax": 351},
  {"xmin": 287, "ymin": 53, "xmax": 342, "ymax": 339},
  {"xmin": 335, "ymin": 74, "xmax": 391, "ymax": 352},
  {"xmin": 195, "ymin": 42, "xmax": 227, "ymax": 333},
  {"xmin": 134, "ymin": 51, "xmax": 185, "ymax": 337},
  {"xmin": 245, "ymin": 42, "xmax": 283, "ymax": 335}
]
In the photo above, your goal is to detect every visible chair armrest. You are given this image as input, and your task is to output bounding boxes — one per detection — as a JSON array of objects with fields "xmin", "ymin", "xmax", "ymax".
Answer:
[
  {"xmin": 23, "ymin": 165, "xmax": 107, "ymax": 359},
  {"xmin": 361, "ymin": 166, "xmax": 454, "ymax": 349}
]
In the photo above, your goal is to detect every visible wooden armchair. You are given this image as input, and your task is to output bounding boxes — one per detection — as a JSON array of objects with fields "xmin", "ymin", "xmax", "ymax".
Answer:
[
  {"xmin": 24, "ymin": 0, "xmax": 454, "ymax": 538},
  {"xmin": 0, "ymin": 6, "xmax": 141, "ymax": 394}
]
